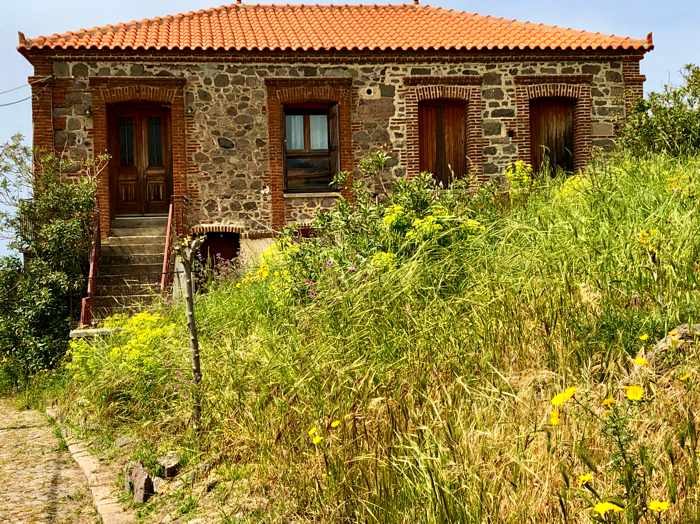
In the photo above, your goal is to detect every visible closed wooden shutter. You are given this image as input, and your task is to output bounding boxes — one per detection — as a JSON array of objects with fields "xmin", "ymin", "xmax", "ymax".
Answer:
[
  {"xmin": 419, "ymin": 99, "xmax": 467, "ymax": 186},
  {"xmin": 529, "ymin": 97, "xmax": 575, "ymax": 173},
  {"xmin": 328, "ymin": 103, "xmax": 340, "ymax": 178}
]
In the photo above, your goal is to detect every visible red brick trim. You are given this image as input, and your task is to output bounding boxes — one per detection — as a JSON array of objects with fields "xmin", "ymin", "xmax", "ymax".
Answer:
[
  {"xmin": 265, "ymin": 78, "xmax": 353, "ymax": 230},
  {"xmin": 402, "ymin": 81, "xmax": 484, "ymax": 180},
  {"xmin": 515, "ymin": 77, "xmax": 592, "ymax": 172},
  {"xmin": 30, "ymin": 76, "xmax": 55, "ymax": 158},
  {"xmin": 404, "ymin": 76, "xmax": 482, "ymax": 86},
  {"xmin": 622, "ymin": 58, "xmax": 645, "ymax": 117},
  {"xmin": 88, "ymin": 77, "xmax": 189, "ymax": 239}
]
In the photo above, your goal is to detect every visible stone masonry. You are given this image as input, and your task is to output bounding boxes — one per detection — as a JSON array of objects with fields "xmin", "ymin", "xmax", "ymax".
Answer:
[{"xmin": 30, "ymin": 52, "xmax": 644, "ymax": 239}]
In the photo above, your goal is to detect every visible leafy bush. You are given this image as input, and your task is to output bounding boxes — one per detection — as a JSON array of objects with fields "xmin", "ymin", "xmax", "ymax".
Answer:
[
  {"xmin": 0, "ymin": 136, "xmax": 99, "ymax": 388},
  {"xmin": 620, "ymin": 64, "xmax": 700, "ymax": 157}
]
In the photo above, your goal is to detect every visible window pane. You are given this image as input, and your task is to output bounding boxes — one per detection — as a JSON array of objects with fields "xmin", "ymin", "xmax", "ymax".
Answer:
[
  {"xmin": 309, "ymin": 114, "xmax": 328, "ymax": 150},
  {"xmin": 286, "ymin": 155, "xmax": 332, "ymax": 192},
  {"xmin": 285, "ymin": 115, "xmax": 305, "ymax": 150},
  {"xmin": 118, "ymin": 118, "xmax": 134, "ymax": 167},
  {"xmin": 148, "ymin": 117, "xmax": 163, "ymax": 167}
]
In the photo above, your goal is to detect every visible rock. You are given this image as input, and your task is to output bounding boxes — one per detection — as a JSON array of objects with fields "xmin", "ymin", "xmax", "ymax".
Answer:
[
  {"xmin": 123, "ymin": 461, "xmax": 136, "ymax": 494},
  {"xmin": 650, "ymin": 324, "xmax": 700, "ymax": 361},
  {"xmin": 217, "ymin": 137, "xmax": 235, "ymax": 150},
  {"xmin": 115, "ymin": 436, "xmax": 133, "ymax": 449},
  {"xmin": 157, "ymin": 452, "xmax": 181, "ymax": 479},
  {"xmin": 130, "ymin": 462, "xmax": 154, "ymax": 503},
  {"xmin": 152, "ymin": 476, "xmax": 167, "ymax": 494}
]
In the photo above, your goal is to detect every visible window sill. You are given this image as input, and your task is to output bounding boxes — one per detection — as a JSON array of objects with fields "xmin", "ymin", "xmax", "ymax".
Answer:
[{"xmin": 283, "ymin": 192, "xmax": 342, "ymax": 199}]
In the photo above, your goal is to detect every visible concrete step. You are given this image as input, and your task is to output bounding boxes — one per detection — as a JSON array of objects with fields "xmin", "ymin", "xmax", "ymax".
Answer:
[
  {"xmin": 97, "ymin": 272, "xmax": 165, "ymax": 286},
  {"xmin": 103, "ymin": 235, "xmax": 166, "ymax": 247},
  {"xmin": 93, "ymin": 305, "xmax": 149, "ymax": 322},
  {"xmin": 101, "ymin": 253, "xmax": 164, "ymax": 266},
  {"xmin": 102, "ymin": 243, "xmax": 165, "ymax": 256},
  {"xmin": 111, "ymin": 215, "xmax": 167, "ymax": 229}
]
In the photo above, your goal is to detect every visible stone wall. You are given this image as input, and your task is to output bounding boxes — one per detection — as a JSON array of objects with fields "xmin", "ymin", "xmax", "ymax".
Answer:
[{"xmin": 41, "ymin": 54, "xmax": 641, "ymax": 236}]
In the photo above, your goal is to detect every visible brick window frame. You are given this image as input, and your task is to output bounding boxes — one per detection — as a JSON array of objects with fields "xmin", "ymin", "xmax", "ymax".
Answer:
[
  {"xmin": 265, "ymin": 78, "xmax": 353, "ymax": 230},
  {"xmin": 402, "ymin": 76, "xmax": 484, "ymax": 180},
  {"xmin": 515, "ymin": 75, "xmax": 593, "ymax": 172},
  {"xmin": 89, "ymin": 77, "xmax": 189, "ymax": 239},
  {"xmin": 622, "ymin": 58, "xmax": 646, "ymax": 117}
]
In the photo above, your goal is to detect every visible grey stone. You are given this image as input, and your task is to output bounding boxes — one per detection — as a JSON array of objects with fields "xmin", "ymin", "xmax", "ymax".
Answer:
[
  {"xmin": 492, "ymin": 108, "xmax": 515, "ymax": 118},
  {"xmin": 217, "ymin": 137, "xmax": 235, "ymax": 150},
  {"xmin": 157, "ymin": 452, "xmax": 181, "ymax": 478},
  {"xmin": 379, "ymin": 84, "xmax": 395, "ymax": 97},
  {"xmin": 130, "ymin": 462, "xmax": 154, "ymax": 503},
  {"xmin": 482, "ymin": 72, "xmax": 502, "ymax": 85},
  {"xmin": 582, "ymin": 65, "xmax": 601, "ymax": 75},
  {"xmin": 197, "ymin": 89, "xmax": 212, "ymax": 102},
  {"xmin": 114, "ymin": 435, "xmax": 133, "ymax": 448},
  {"xmin": 214, "ymin": 74, "xmax": 230, "ymax": 87},
  {"xmin": 152, "ymin": 476, "xmax": 167, "ymax": 494},
  {"xmin": 410, "ymin": 68, "xmax": 431, "ymax": 75},
  {"xmin": 483, "ymin": 121, "xmax": 502, "ymax": 136},
  {"xmin": 71, "ymin": 63, "xmax": 88, "ymax": 78},
  {"xmin": 53, "ymin": 61, "xmax": 69, "ymax": 77},
  {"xmin": 482, "ymin": 88, "xmax": 505, "ymax": 100},
  {"xmin": 605, "ymin": 71, "xmax": 623, "ymax": 83}
]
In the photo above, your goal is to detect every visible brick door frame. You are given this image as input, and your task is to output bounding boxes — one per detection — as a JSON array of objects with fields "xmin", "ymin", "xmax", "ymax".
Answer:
[
  {"xmin": 265, "ymin": 78, "xmax": 353, "ymax": 230},
  {"xmin": 514, "ymin": 75, "xmax": 593, "ymax": 172},
  {"xmin": 89, "ymin": 77, "xmax": 189, "ymax": 239},
  {"xmin": 402, "ymin": 76, "xmax": 484, "ymax": 181}
]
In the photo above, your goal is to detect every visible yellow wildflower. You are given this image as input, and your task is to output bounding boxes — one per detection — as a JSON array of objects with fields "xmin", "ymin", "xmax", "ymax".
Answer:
[
  {"xmin": 669, "ymin": 328, "xmax": 679, "ymax": 337},
  {"xmin": 679, "ymin": 371, "xmax": 692, "ymax": 382},
  {"xmin": 311, "ymin": 435, "xmax": 323, "ymax": 446},
  {"xmin": 307, "ymin": 426, "xmax": 318, "ymax": 437},
  {"xmin": 577, "ymin": 473, "xmax": 593, "ymax": 487},
  {"xmin": 602, "ymin": 397, "xmax": 616, "ymax": 408},
  {"xmin": 625, "ymin": 385, "xmax": 644, "ymax": 401},
  {"xmin": 594, "ymin": 502, "xmax": 624, "ymax": 516},
  {"xmin": 648, "ymin": 500, "xmax": 670, "ymax": 513},
  {"xmin": 330, "ymin": 419, "xmax": 341, "ymax": 429},
  {"xmin": 633, "ymin": 356, "xmax": 649, "ymax": 367},
  {"xmin": 550, "ymin": 409, "xmax": 560, "ymax": 426},
  {"xmin": 639, "ymin": 333, "xmax": 650, "ymax": 342},
  {"xmin": 551, "ymin": 387, "xmax": 577, "ymax": 407}
]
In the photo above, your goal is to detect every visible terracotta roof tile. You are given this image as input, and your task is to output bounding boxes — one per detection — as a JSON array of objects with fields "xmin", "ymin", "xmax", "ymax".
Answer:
[{"xmin": 19, "ymin": 3, "xmax": 652, "ymax": 53}]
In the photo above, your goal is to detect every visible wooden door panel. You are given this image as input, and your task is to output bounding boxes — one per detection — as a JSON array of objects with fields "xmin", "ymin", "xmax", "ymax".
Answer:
[
  {"xmin": 530, "ymin": 97, "xmax": 575, "ymax": 173},
  {"xmin": 109, "ymin": 105, "xmax": 172, "ymax": 215},
  {"xmin": 419, "ymin": 100, "xmax": 467, "ymax": 186}
]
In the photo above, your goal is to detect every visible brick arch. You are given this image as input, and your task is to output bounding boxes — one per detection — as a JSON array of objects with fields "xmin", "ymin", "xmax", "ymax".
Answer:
[
  {"xmin": 515, "ymin": 75, "xmax": 593, "ymax": 172},
  {"xmin": 265, "ymin": 78, "xmax": 353, "ymax": 230},
  {"xmin": 89, "ymin": 78, "xmax": 189, "ymax": 239},
  {"xmin": 402, "ymin": 77, "xmax": 484, "ymax": 180}
]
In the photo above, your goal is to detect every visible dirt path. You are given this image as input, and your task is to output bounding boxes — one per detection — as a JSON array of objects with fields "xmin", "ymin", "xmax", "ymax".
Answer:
[{"xmin": 0, "ymin": 398, "xmax": 98, "ymax": 523}]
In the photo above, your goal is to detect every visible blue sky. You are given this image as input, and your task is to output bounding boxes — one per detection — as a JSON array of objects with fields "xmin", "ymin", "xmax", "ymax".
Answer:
[{"xmin": 0, "ymin": 0, "xmax": 697, "ymax": 253}]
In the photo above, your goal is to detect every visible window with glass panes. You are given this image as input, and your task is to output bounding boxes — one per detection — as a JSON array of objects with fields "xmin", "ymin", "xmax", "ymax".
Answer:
[{"xmin": 283, "ymin": 103, "xmax": 339, "ymax": 192}]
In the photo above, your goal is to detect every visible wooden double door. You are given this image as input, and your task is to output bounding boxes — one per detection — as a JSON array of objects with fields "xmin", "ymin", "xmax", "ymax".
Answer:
[
  {"xmin": 109, "ymin": 104, "xmax": 172, "ymax": 215},
  {"xmin": 529, "ymin": 97, "xmax": 576, "ymax": 173},
  {"xmin": 419, "ymin": 99, "xmax": 468, "ymax": 186}
]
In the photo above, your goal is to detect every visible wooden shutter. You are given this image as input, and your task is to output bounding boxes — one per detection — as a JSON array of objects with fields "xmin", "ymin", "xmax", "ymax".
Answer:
[
  {"xmin": 529, "ymin": 97, "xmax": 575, "ymax": 173},
  {"xmin": 419, "ymin": 100, "xmax": 467, "ymax": 186},
  {"xmin": 328, "ymin": 104, "xmax": 340, "ymax": 178}
]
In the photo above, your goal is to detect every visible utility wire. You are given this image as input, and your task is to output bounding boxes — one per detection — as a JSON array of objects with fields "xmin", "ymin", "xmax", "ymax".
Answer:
[
  {"xmin": 0, "ymin": 75, "xmax": 53, "ymax": 97},
  {"xmin": 0, "ymin": 96, "xmax": 32, "ymax": 108}
]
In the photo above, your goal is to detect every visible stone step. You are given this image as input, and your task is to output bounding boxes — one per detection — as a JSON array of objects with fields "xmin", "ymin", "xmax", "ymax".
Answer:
[
  {"xmin": 93, "ymin": 305, "xmax": 147, "ymax": 322},
  {"xmin": 96, "ymin": 282, "xmax": 161, "ymax": 296},
  {"xmin": 102, "ymin": 243, "xmax": 165, "ymax": 256},
  {"xmin": 110, "ymin": 227, "xmax": 167, "ymax": 237},
  {"xmin": 92, "ymin": 294, "xmax": 157, "ymax": 309},
  {"xmin": 101, "ymin": 253, "xmax": 164, "ymax": 266},
  {"xmin": 103, "ymin": 235, "xmax": 166, "ymax": 247},
  {"xmin": 97, "ymin": 271, "xmax": 165, "ymax": 286},
  {"xmin": 111, "ymin": 215, "xmax": 167, "ymax": 229}
]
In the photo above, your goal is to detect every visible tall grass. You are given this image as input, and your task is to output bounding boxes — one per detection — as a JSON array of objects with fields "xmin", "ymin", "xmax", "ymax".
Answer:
[{"xmin": 56, "ymin": 152, "xmax": 700, "ymax": 522}]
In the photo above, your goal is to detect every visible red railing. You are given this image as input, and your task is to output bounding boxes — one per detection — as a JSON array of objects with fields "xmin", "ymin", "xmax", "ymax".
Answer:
[
  {"xmin": 160, "ymin": 200, "xmax": 176, "ymax": 294},
  {"xmin": 79, "ymin": 211, "xmax": 101, "ymax": 327}
]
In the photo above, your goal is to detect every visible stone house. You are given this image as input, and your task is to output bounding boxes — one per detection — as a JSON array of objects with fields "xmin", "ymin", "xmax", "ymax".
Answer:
[{"xmin": 17, "ymin": 2, "xmax": 651, "ymax": 320}]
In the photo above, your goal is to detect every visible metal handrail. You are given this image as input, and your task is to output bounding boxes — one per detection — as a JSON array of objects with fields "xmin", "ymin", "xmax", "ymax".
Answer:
[
  {"xmin": 160, "ymin": 200, "xmax": 175, "ymax": 294},
  {"xmin": 79, "ymin": 210, "xmax": 101, "ymax": 327}
]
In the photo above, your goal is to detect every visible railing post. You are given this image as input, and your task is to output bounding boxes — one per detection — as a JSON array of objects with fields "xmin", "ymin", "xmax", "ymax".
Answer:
[
  {"xmin": 160, "ymin": 201, "xmax": 175, "ymax": 294},
  {"xmin": 79, "ymin": 210, "xmax": 101, "ymax": 327}
]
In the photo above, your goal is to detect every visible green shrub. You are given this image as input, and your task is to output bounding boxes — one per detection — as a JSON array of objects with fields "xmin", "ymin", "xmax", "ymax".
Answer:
[{"xmin": 620, "ymin": 64, "xmax": 700, "ymax": 157}]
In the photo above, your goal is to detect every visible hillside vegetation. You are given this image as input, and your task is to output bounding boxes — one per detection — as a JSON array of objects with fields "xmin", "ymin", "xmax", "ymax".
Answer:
[{"xmin": 39, "ymin": 148, "xmax": 700, "ymax": 522}]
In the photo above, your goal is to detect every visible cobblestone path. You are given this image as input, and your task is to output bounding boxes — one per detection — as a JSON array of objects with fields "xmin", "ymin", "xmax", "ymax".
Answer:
[{"xmin": 0, "ymin": 398, "xmax": 97, "ymax": 523}]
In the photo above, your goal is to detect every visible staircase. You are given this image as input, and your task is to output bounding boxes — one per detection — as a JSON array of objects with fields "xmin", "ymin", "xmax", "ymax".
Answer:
[{"xmin": 92, "ymin": 216, "xmax": 167, "ymax": 321}]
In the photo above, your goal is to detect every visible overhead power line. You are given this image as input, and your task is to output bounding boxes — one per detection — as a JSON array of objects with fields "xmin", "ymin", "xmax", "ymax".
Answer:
[
  {"xmin": 0, "ymin": 96, "xmax": 32, "ymax": 108},
  {"xmin": 0, "ymin": 76, "xmax": 53, "ymax": 97}
]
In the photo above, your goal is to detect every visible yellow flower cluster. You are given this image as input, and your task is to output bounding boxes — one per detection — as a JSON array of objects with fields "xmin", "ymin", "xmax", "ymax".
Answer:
[
  {"xmin": 593, "ymin": 501, "xmax": 624, "ymax": 516},
  {"xmin": 637, "ymin": 228, "xmax": 661, "ymax": 250}
]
